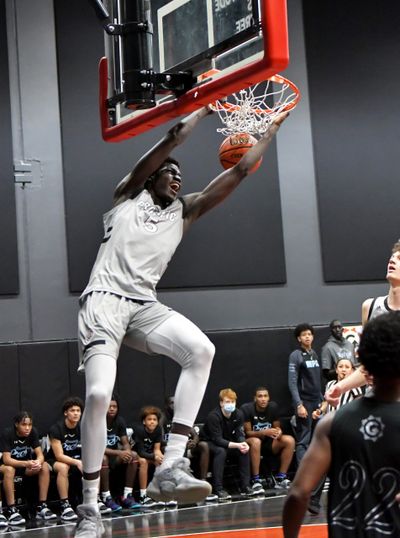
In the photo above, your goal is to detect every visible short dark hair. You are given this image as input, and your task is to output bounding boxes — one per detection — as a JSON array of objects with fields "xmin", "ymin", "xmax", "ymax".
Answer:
[
  {"xmin": 140, "ymin": 405, "xmax": 162, "ymax": 422},
  {"xmin": 329, "ymin": 319, "xmax": 342, "ymax": 329},
  {"xmin": 294, "ymin": 323, "xmax": 314, "ymax": 339},
  {"xmin": 14, "ymin": 411, "xmax": 33, "ymax": 425},
  {"xmin": 62, "ymin": 396, "xmax": 84, "ymax": 414},
  {"xmin": 391, "ymin": 240, "xmax": 400, "ymax": 254},
  {"xmin": 358, "ymin": 312, "xmax": 400, "ymax": 378},
  {"xmin": 254, "ymin": 386, "xmax": 269, "ymax": 395},
  {"xmin": 144, "ymin": 157, "xmax": 181, "ymax": 190}
]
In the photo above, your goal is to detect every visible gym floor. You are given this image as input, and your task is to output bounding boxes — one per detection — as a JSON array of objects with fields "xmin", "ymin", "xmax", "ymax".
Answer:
[{"xmin": 4, "ymin": 493, "xmax": 328, "ymax": 537}]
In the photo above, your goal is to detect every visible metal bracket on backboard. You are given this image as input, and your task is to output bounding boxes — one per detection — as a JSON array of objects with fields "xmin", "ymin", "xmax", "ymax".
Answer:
[
  {"xmin": 105, "ymin": 21, "xmax": 153, "ymax": 36},
  {"xmin": 14, "ymin": 160, "xmax": 41, "ymax": 186}
]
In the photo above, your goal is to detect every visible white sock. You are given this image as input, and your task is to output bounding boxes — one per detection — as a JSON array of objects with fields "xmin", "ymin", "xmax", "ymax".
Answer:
[
  {"xmin": 83, "ymin": 478, "xmax": 100, "ymax": 508},
  {"xmin": 158, "ymin": 433, "xmax": 188, "ymax": 471},
  {"xmin": 101, "ymin": 490, "xmax": 111, "ymax": 502},
  {"xmin": 140, "ymin": 489, "xmax": 146, "ymax": 498},
  {"xmin": 123, "ymin": 487, "xmax": 133, "ymax": 499}
]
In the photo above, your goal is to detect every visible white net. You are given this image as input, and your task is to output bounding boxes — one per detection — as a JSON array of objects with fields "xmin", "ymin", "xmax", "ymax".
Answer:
[{"xmin": 213, "ymin": 75, "xmax": 300, "ymax": 137}]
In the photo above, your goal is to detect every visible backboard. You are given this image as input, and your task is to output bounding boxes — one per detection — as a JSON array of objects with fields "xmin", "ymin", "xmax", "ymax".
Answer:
[{"xmin": 97, "ymin": 0, "xmax": 290, "ymax": 141}]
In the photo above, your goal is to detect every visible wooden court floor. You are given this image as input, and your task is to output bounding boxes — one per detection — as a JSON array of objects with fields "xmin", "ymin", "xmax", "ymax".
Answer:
[{"xmin": 1, "ymin": 494, "xmax": 327, "ymax": 537}]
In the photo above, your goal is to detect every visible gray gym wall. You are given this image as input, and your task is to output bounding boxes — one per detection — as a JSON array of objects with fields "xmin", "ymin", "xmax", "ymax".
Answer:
[{"xmin": 1, "ymin": 0, "xmax": 392, "ymax": 344}]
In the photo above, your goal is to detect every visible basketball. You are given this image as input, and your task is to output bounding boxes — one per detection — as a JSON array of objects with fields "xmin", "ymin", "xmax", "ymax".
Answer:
[{"xmin": 218, "ymin": 133, "xmax": 262, "ymax": 173}]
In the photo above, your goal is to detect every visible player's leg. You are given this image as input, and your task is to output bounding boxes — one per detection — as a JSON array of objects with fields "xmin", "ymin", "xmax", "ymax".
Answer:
[
  {"xmin": 126, "ymin": 310, "xmax": 214, "ymax": 502},
  {"xmin": 271, "ymin": 435, "xmax": 295, "ymax": 488}
]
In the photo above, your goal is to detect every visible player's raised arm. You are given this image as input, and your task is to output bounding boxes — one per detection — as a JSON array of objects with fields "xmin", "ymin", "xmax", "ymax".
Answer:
[
  {"xmin": 113, "ymin": 106, "xmax": 211, "ymax": 206},
  {"xmin": 182, "ymin": 112, "xmax": 289, "ymax": 226}
]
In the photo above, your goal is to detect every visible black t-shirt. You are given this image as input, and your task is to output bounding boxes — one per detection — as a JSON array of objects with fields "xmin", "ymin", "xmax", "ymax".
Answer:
[
  {"xmin": 328, "ymin": 397, "xmax": 400, "ymax": 537},
  {"xmin": 106, "ymin": 416, "xmax": 127, "ymax": 450},
  {"xmin": 133, "ymin": 423, "xmax": 162, "ymax": 459},
  {"xmin": 0, "ymin": 426, "xmax": 40, "ymax": 461},
  {"xmin": 240, "ymin": 401, "xmax": 280, "ymax": 431},
  {"xmin": 47, "ymin": 420, "xmax": 81, "ymax": 460}
]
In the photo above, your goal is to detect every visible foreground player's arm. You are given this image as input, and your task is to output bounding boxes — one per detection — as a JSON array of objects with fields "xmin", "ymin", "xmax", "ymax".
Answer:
[
  {"xmin": 113, "ymin": 107, "xmax": 211, "ymax": 206},
  {"xmin": 182, "ymin": 112, "xmax": 289, "ymax": 226},
  {"xmin": 282, "ymin": 414, "xmax": 333, "ymax": 538}
]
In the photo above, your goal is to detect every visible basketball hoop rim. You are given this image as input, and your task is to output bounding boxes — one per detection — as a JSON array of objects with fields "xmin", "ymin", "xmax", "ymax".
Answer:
[{"xmin": 211, "ymin": 74, "xmax": 300, "ymax": 115}]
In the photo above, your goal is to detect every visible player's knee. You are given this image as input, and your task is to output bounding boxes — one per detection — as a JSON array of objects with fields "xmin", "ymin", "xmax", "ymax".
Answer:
[
  {"xmin": 191, "ymin": 338, "xmax": 215, "ymax": 368},
  {"xmin": 86, "ymin": 383, "xmax": 112, "ymax": 412}
]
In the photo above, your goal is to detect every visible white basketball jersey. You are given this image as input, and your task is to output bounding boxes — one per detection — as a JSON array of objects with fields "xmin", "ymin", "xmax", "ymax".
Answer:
[
  {"xmin": 368, "ymin": 295, "xmax": 391, "ymax": 320},
  {"xmin": 82, "ymin": 190, "xmax": 184, "ymax": 301}
]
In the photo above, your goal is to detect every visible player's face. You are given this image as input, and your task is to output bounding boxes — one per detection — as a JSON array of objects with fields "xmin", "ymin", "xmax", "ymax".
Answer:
[
  {"xmin": 152, "ymin": 163, "xmax": 182, "ymax": 204},
  {"xmin": 336, "ymin": 359, "xmax": 353, "ymax": 380},
  {"xmin": 297, "ymin": 330, "xmax": 313, "ymax": 350},
  {"xmin": 254, "ymin": 390, "xmax": 270, "ymax": 409},
  {"xmin": 143, "ymin": 413, "xmax": 158, "ymax": 432},
  {"xmin": 64, "ymin": 405, "xmax": 82, "ymax": 426},
  {"xmin": 15, "ymin": 418, "xmax": 33, "ymax": 437},
  {"xmin": 107, "ymin": 400, "xmax": 118, "ymax": 418},
  {"xmin": 330, "ymin": 321, "xmax": 343, "ymax": 340},
  {"xmin": 386, "ymin": 250, "xmax": 400, "ymax": 284}
]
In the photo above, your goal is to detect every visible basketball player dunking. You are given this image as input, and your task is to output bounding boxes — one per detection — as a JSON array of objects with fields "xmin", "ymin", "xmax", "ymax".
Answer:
[
  {"xmin": 282, "ymin": 311, "xmax": 400, "ymax": 538},
  {"xmin": 75, "ymin": 107, "xmax": 289, "ymax": 537},
  {"xmin": 325, "ymin": 241, "xmax": 400, "ymax": 407}
]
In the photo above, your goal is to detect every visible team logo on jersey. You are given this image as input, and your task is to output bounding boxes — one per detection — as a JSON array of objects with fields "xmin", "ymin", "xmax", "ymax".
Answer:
[
  {"xmin": 359, "ymin": 415, "xmax": 385, "ymax": 442},
  {"xmin": 138, "ymin": 201, "xmax": 177, "ymax": 233}
]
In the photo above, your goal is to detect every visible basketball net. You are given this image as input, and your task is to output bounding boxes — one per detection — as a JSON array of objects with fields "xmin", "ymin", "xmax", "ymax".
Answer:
[{"xmin": 211, "ymin": 74, "xmax": 300, "ymax": 137}]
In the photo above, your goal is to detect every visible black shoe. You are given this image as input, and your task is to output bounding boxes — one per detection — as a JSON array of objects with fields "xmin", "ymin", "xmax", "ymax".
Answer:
[
  {"xmin": 239, "ymin": 486, "xmax": 254, "ymax": 498},
  {"xmin": 308, "ymin": 498, "xmax": 321, "ymax": 515},
  {"xmin": 216, "ymin": 489, "xmax": 231, "ymax": 501}
]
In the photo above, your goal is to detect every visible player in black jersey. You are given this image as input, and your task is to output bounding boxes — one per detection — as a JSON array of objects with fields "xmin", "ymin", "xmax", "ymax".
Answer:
[
  {"xmin": 100, "ymin": 395, "xmax": 140, "ymax": 511},
  {"xmin": 0, "ymin": 411, "xmax": 57, "ymax": 525},
  {"xmin": 241, "ymin": 387, "xmax": 295, "ymax": 492},
  {"xmin": 283, "ymin": 311, "xmax": 400, "ymax": 538}
]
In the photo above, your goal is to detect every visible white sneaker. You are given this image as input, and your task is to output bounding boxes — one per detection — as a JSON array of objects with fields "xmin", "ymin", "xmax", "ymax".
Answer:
[
  {"xmin": 97, "ymin": 499, "xmax": 112, "ymax": 515},
  {"xmin": 75, "ymin": 504, "xmax": 104, "ymax": 537},
  {"xmin": 61, "ymin": 503, "xmax": 78, "ymax": 521},
  {"xmin": 8, "ymin": 508, "xmax": 26, "ymax": 525},
  {"xmin": 36, "ymin": 504, "xmax": 58, "ymax": 521},
  {"xmin": 147, "ymin": 458, "xmax": 212, "ymax": 503},
  {"xmin": 0, "ymin": 513, "xmax": 7, "ymax": 528}
]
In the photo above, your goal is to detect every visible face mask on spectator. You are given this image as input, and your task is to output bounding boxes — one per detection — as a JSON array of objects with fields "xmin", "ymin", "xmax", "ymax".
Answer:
[{"xmin": 223, "ymin": 403, "xmax": 236, "ymax": 413}]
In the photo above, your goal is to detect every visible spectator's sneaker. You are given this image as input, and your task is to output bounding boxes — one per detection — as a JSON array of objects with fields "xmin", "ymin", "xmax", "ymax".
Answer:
[
  {"xmin": 205, "ymin": 493, "xmax": 219, "ymax": 502},
  {"xmin": 139, "ymin": 495, "xmax": 158, "ymax": 508},
  {"xmin": 308, "ymin": 498, "xmax": 321, "ymax": 516},
  {"xmin": 274, "ymin": 476, "xmax": 291, "ymax": 490},
  {"xmin": 97, "ymin": 499, "xmax": 112, "ymax": 515},
  {"xmin": 36, "ymin": 503, "xmax": 58, "ymax": 521},
  {"xmin": 7, "ymin": 507, "xmax": 26, "ymax": 525},
  {"xmin": 164, "ymin": 499, "xmax": 178, "ymax": 508},
  {"xmin": 104, "ymin": 496, "xmax": 122, "ymax": 512},
  {"xmin": 61, "ymin": 502, "xmax": 78, "ymax": 521},
  {"xmin": 216, "ymin": 489, "xmax": 231, "ymax": 502},
  {"xmin": 0, "ymin": 513, "xmax": 7, "ymax": 528},
  {"xmin": 250, "ymin": 480, "xmax": 265, "ymax": 495},
  {"xmin": 147, "ymin": 457, "xmax": 212, "ymax": 503},
  {"xmin": 119, "ymin": 494, "xmax": 141, "ymax": 510},
  {"xmin": 75, "ymin": 504, "xmax": 105, "ymax": 538},
  {"xmin": 240, "ymin": 486, "xmax": 255, "ymax": 498}
]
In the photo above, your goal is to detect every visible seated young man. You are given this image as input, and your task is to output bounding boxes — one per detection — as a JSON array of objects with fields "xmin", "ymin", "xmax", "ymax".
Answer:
[
  {"xmin": 161, "ymin": 396, "xmax": 211, "ymax": 493},
  {"xmin": 100, "ymin": 394, "xmax": 141, "ymax": 511},
  {"xmin": 241, "ymin": 387, "xmax": 295, "ymax": 490},
  {"xmin": 200, "ymin": 388, "xmax": 253, "ymax": 501},
  {"xmin": 47, "ymin": 396, "xmax": 87, "ymax": 521},
  {"xmin": 132, "ymin": 406, "xmax": 164, "ymax": 507},
  {"xmin": 0, "ymin": 411, "xmax": 57, "ymax": 525}
]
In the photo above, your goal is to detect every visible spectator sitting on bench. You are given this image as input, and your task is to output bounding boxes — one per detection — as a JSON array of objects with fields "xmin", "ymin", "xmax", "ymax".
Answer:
[
  {"xmin": 161, "ymin": 396, "xmax": 210, "ymax": 489},
  {"xmin": 100, "ymin": 394, "xmax": 141, "ymax": 511},
  {"xmin": 132, "ymin": 406, "xmax": 164, "ymax": 507},
  {"xmin": 240, "ymin": 387, "xmax": 295, "ymax": 491},
  {"xmin": 200, "ymin": 388, "xmax": 254, "ymax": 502},
  {"xmin": 47, "ymin": 397, "xmax": 85, "ymax": 521},
  {"xmin": 0, "ymin": 411, "xmax": 57, "ymax": 525}
]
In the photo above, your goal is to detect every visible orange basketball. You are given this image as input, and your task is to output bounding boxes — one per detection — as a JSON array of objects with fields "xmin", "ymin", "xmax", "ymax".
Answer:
[{"xmin": 218, "ymin": 133, "xmax": 262, "ymax": 173}]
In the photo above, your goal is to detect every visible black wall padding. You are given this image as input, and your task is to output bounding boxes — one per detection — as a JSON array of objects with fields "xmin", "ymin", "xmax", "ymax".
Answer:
[
  {"xmin": 303, "ymin": 0, "xmax": 400, "ymax": 282},
  {"xmin": 0, "ymin": 326, "xmax": 330, "ymax": 435},
  {"xmin": 0, "ymin": 0, "xmax": 19, "ymax": 295},
  {"xmin": 19, "ymin": 342, "xmax": 71, "ymax": 437},
  {"xmin": 0, "ymin": 345, "xmax": 20, "ymax": 429},
  {"xmin": 54, "ymin": 0, "xmax": 286, "ymax": 293}
]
